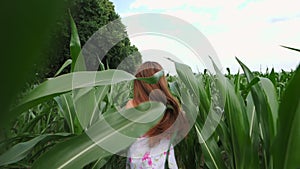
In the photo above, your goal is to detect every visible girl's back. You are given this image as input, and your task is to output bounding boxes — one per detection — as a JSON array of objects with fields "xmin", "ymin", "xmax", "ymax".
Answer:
[
  {"xmin": 125, "ymin": 62, "xmax": 188, "ymax": 169},
  {"xmin": 126, "ymin": 137, "xmax": 178, "ymax": 169}
]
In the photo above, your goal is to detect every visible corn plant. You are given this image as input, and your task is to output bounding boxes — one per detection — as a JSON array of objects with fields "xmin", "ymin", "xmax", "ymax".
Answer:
[
  {"xmin": 0, "ymin": 11, "xmax": 299, "ymax": 169},
  {"xmin": 0, "ymin": 14, "xmax": 166, "ymax": 169},
  {"xmin": 168, "ymin": 55, "xmax": 299, "ymax": 169}
]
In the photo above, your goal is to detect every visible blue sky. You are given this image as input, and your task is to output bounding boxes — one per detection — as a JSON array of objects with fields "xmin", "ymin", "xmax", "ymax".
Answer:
[{"xmin": 111, "ymin": 0, "xmax": 300, "ymax": 73}]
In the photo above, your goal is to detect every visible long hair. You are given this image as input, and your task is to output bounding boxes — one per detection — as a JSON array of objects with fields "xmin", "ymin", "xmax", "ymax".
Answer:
[{"xmin": 133, "ymin": 61, "xmax": 187, "ymax": 146}]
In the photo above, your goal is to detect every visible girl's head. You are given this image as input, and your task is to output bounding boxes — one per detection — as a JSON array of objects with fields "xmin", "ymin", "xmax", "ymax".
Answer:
[
  {"xmin": 134, "ymin": 61, "xmax": 171, "ymax": 104},
  {"xmin": 133, "ymin": 61, "xmax": 187, "ymax": 146}
]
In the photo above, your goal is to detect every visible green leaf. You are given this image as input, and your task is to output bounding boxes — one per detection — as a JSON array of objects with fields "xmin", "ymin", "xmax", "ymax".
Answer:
[
  {"xmin": 242, "ymin": 77, "xmax": 260, "ymax": 99},
  {"xmin": 0, "ymin": 0, "xmax": 67, "ymax": 130},
  {"xmin": 273, "ymin": 65, "xmax": 300, "ymax": 169},
  {"xmin": 180, "ymin": 86, "xmax": 198, "ymax": 126},
  {"xmin": 245, "ymin": 93, "xmax": 261, "ymax": 168},
  {"xmin": 54, "ymin": 59, "xmax": 72, "ymax": 77},
  {"xmin": 246, "ymin": 93, "xmax": 259, "ymax": 139},
  {"xmin": 195, "ymin": 74, "xmax": 211, "ymax": 118},
  {"xmin": 174, "ymin": 62, "xmax": 200, "ymax": 104},
  {"xmin": 213, "ymin": 60, "xmax": 259, "ymax": 169},
  {"xmin": 0, "ymin": 133, "xmax": 70, "ymax": 166},
  {"xmin": 54, "ymin": 93, "xmax": 82, "ymax": 134},
  {"xmin": 136, "ymin": 70, "xmax": 164, "ymax": 84},
  {"xmin": 237, "ymin": 57, "xmax": 275, "ymax": 164},
  {"xmin": 91, "ymin": 156, "xmax": 111, "ymax": 169},
  {"xmin": 260, "ymin": 77, "xmax": 278, "ymax": 132},
  {"xmin": 69, "ymin": 11, "xmax": 85, "ymax": 72},
  {"xmin": 280, "ymin": 45, "xmax": 300, "ymax": 53},
  {"xmin": 32, "ymin": 102, "xmax": 165, "ymax": 169},
  {"xmin": 168, "ymin": 81, "xmax": 181, "ymax": 98},
  {"xmin": 195, "ymin": 124, "xmax": 226, "ymax": 169},
  {"xmin": 74, "ymin": 85, "xmax": 110, "ymax": 129},
  {"xmin": 223, "ymin": 79, "xmax": 258, "ymax": 169},
  {"xmin": 175, "ymin": 63, "xmax": 225, "ymax": 169},
  {"xmin": 234, "ymin": 70, "xmax": 240, "ymax": 93},
  {"xmin": 13, "ymin": 70, "xmax": 136, "ymax": 115}
]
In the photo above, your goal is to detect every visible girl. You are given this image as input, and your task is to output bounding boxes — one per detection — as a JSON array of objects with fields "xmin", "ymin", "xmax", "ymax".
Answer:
[{"xmin": 126, "ymin": 61, "xmax": 188, "ymax": 169}]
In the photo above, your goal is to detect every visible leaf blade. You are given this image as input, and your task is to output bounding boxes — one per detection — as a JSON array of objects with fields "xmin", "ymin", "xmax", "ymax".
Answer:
[
  {"xmin": 13, "ymin": 70, "xmax": 136, "ymax": 114},
  {"xmin": 273, "ymin": 65, "xmax": 300, "ymax": 169},
  {"xmin": 0, "ymin": 133, "xmax": 70, "ymax": 166},
  {"xmin": 32, "ymin": 102, "xmax": 165, "ymax": 169}
]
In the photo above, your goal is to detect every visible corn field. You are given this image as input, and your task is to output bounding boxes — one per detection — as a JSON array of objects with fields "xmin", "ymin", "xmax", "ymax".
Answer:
[{"xmin": 0, "ymin": 15, "xmax": 299, "ymax": 169}]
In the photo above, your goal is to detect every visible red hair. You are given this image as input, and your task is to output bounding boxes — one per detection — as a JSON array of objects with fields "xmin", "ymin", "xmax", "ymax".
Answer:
[{"xmin": 133, "ymin": 61, "xmax": 187, "ymax": 146}]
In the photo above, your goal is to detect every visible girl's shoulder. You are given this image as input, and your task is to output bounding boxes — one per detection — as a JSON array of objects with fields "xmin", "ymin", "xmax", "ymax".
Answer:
[{"xmin": 125, "ymin": 99, "xmax": 135, "ymax": 109}]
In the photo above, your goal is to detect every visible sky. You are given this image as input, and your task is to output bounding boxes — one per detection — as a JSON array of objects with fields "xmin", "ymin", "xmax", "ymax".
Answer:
[{"xmin": 110, "ymin": 0, "xmax": 300, "ymax": 73}]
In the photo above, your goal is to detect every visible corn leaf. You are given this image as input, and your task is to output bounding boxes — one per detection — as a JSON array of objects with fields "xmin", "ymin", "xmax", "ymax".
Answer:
[
  {"xmin": 273, "ymin": 65, "xmax": 300, "ymax": 169},
  {"xmin": 237, "ymin": 57, "xmax": 275, "ymax": 164},
  {"xmin": 175, "ymin": 62, "xmax": 200, "ymax": 104},
  {"xmin": 12, "ymin": 70, "xmax": 136, "ymax": 115},
  {"xmin": 136, "ymin": 70, "xmax": 164, "ymax": 84},
  {"xmin": 32, "ymin": 101, "xmax": 165, "ymax": 169},
  {"xmin": 73, "ymin": 86, "xmax": 110, "ymax": 129},
  {"xmin": 54, "ymin": 59, "xmax": 72, "ymax": 77},
  {"xmin": 69, "ymin": 12, "xmax": 85, "ymax": 72},
  {"xmin": 281, "ymin": 45, "xmax": 300, "ymax": 53},
  {"xmin": 54, "ymin": 93, "xmax": 82, "ymax": 134},
  {"xmin": 195, "ymin": 124, "xmax": 226, "ymax": 169},
  {"xmin": 175, "ymin": 62, "xmax": 225, "ymax": 169},
  {"xmin": 0, "ymin": 133, "xmax": 70, "ymax": 166},
  {"xmin": 214, "ymin": 60, "xmax": 259, "ymax": 169}
]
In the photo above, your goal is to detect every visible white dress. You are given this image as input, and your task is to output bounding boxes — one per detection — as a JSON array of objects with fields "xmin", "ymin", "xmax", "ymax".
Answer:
[{"xmin": 126, "ymin": 137, "xmax": 178, "ymax": 169}]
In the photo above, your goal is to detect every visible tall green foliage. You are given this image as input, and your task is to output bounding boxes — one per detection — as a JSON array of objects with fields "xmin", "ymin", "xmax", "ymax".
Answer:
[
  {"xmin": 1, "ymin": 2, "xmax": 299, "ymax": 167},
  {"xmin": 0, "ymin": 0, "xmax": 67, "ymax": 133},
  {"xmin": 0, "ymin": 14, "xmax": 160, "ymax": 169},
  {"xmin": 169, "ymin": 59, "xmax": 298, "ymax": 169},
  {"xmin": 36, "ymin": 0, "xmax": 141, "ymax": 80}
]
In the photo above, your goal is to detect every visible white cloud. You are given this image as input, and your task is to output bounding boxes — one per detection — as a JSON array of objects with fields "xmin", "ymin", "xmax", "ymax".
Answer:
[
  {"xmin": 130, "ymin": 35, "xmax": 202, "ymax": 74},
  {"xmin": 130, "ymin": 0, "xmax": 186, "ymax": 9},
  {"xmin": 130, "ymin": 0, "xmax": 243, "ymax": 10},
  {"xmin": 124, "ymin": 0, "xmax": 300, "ymax": 72}
]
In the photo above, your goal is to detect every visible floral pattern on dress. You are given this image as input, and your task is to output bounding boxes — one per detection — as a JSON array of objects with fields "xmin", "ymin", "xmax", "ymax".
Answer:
[{"xmin": 126, "ymin": 137, "xmax": 178, "ymax": 169}]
